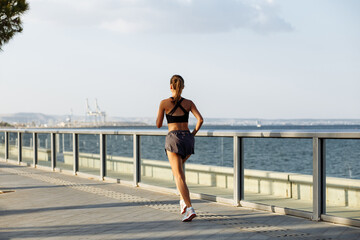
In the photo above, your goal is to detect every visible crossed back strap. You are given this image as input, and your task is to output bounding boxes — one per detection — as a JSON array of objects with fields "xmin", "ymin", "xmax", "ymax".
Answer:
[{"xmin": 168, "ymin": 98, "xmax": 187, "ymax": 115}]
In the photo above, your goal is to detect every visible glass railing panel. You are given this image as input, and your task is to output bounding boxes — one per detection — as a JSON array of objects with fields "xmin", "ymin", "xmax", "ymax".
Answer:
[
  {"xmin": 37, "ymin": 133, "xmax": 51, "ymax": 167},
  {"xmin": 244, "ymin": 138, "xmax": 313, "ymax": 212},
  {"xmin": 325, "ymin": 139, "xmax": 360, "ymax": 220},
  {"xmin": 55, "ymin": 133, "xmax": 73, "ymax": 171},
  {"xmin": 78, "ymin": 134, "xmax": 100, "ymax": 176},
  {"xmin": 0, "ymin": 132, "xmax": 5, "ymax": 159},
  {"xmin": 140, "ymin": 135, "xmax": 234, "ymax": 199},
  {"xmin": 187, "ymin": 136, "xmax": 233, "ymax": 199},
  {"xmin": 106, "ymin": 134, "xmax": 133, "ymax": 181},
  {"xmin": 140, "ymin": 135, "xmax": 175, "ymax": 188},
  {"xmin": 22, "ymin": 133, "xmax": 33, "ymax": 164},
  {"xmin": 8, "ymin": 132, "xmax": 18, "ymax": 161}
]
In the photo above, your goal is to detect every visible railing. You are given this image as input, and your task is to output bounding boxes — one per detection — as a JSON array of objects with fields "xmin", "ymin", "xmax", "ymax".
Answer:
[{"xmin": 0, "ymin": 128, "xmax": 359, "ymax": 227}]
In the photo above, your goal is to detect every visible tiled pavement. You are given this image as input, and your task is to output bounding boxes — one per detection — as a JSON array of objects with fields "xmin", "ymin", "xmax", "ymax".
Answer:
[{"xmin": 1, "ymin": 161, "xmax": 360, "ymax": 240}]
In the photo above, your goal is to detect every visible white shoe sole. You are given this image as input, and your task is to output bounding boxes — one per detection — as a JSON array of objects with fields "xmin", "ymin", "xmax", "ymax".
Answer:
[{"xmin": 182, "ymin": 213, "xmax": 196, "ymax": 222}]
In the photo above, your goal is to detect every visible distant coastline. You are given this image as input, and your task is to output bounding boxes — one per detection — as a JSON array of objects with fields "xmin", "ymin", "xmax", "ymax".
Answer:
[{"xmin": 1, "ymin": 112, "xmax": 360, "ymax": 129}]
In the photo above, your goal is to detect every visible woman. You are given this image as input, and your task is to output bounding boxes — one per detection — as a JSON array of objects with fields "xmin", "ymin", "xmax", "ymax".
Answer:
[{"xmin": 156, "ymin": 75, "xmax": 203, "ymax": 222}]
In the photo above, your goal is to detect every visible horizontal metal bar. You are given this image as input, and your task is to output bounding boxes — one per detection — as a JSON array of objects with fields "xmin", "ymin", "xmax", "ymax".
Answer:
[
  {"xmin": 1, "ymin": 128, "xmax": 360, "ymax": 139},
  {"xmin": 321, "ymin": 214, "xmax": 360, "ymax": 228},
  {"xmin": 240, "ymin": 200, "xmax": 313, "ymax": 220}
]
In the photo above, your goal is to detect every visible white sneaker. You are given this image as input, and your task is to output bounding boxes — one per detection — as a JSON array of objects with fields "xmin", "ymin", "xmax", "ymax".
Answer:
[
  {"xmin": 180, "ymin": 200, "xmax": 186, "ymax": 214},
  {"xmin": 182, "ymin": 207, "xmax": 196, "ymax": 222}
]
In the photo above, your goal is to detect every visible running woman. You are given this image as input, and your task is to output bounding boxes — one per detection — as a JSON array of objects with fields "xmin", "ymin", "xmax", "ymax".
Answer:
[{"xmin": 156, "ymin": 74, "xmax": 203, "ymax": 222}]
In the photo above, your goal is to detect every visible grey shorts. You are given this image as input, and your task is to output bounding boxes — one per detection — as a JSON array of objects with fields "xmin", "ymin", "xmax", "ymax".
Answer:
[{"xmin": 165, "ymin": 130, "xmax": 195, "ymax": 159}]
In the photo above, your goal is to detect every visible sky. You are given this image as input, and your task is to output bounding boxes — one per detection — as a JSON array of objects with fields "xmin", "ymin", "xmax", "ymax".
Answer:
[{"xmin": 0, "ymin": 0, "xmax": 359, "ymax": 120}]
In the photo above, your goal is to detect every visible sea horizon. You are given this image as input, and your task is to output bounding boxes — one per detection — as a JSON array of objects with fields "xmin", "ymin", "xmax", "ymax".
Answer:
[{"xmin": 1, "ymin": 112, "xmax": 360, "ymax": 128}]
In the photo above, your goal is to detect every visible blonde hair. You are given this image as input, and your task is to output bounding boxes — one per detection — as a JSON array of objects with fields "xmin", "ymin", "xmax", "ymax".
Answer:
[{"xmin": 170, "ymin": 75, "xmax": 185, "ymax": 103}]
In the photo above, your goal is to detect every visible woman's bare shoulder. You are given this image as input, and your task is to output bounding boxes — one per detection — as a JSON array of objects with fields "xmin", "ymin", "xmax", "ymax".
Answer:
[
  {"xmin": 161, "ymin": 97, "xmax": 172, "ymax": 103},
  {"xmin": 160, "ymin": 98, "xmax": 172, "ymax": 107},
  {"xmin": 182, "ymin": 98, "xmax": 194, "ymax": 110},
  {"xmin": 183, "ymin": 98, "xmax": 194, "ymax": 105}
]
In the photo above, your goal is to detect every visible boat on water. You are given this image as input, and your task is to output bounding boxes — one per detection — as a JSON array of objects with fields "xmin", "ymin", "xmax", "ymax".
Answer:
[{"xmin": 256, "ymin": 120, "xmax": 262, "ymax": 128}]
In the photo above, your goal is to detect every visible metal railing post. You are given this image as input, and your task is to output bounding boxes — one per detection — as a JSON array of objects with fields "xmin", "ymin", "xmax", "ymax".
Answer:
[
  {"xmin": 33, "ymin": 133, "xmax": 38, "ymax": 166},
  {"xmin": 100, "ymin": 134, "xmax": 106, "ymax": 179},
  {"xmin": 5, "ymin": 132, "xmax": 8, "ymax": 160},
  {"xmin": 73, "ymin": 133, "xmax": 79, "ymax": 174},
  {"xmin": 51, "ymin": 133, "xmax": 56, "ymax": 170},
  {"xmin": 233, "ymin": 136, "xmax": 244, "ymax": 206},
  {"xmin": 312, "ymin": 137, "xmax": 326, "ymax": 221},
  {"xmin": 133, "ymin": 134, "xmax": 140, "ymax": 186},
  {"xmin": 18, "ymin": 132, "xmax": 22, "ymax": 164}
]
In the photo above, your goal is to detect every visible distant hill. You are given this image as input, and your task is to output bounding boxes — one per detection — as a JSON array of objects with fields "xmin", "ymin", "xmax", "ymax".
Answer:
[
  {"xmin": 0, "ymin": 113, "xmax": 66, "ymax": 124},
  {"xmin": 0, "ymin": 112, "xmax": 152, "ymax": 126},
  {"xmin": 0, "ymin": 121, "xmax": 13, "ymax": 127}
]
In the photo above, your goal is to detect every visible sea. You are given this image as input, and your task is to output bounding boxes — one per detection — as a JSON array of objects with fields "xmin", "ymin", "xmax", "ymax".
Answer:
[{"xmin": 10, "ymin": 124, "xmax": 360, "ymax": 180}]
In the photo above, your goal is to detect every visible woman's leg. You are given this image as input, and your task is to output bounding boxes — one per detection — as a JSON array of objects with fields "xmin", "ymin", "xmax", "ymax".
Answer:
[
  {"xmin": 178, "ymin": 155, "xmax": 191, "ymax": 200},
  {"xmin": 182, "ymin": 155, "xmax": 191, "ymax": 164},
  {"xmin": 167, "ymin": 151, "xmax": 192, "ymax": 207}
]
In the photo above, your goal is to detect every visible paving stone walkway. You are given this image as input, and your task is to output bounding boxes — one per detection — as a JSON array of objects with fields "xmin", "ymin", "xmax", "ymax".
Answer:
[{"xmin": 1, "ymin": 161, "xmax": 360, "ymax": 240}]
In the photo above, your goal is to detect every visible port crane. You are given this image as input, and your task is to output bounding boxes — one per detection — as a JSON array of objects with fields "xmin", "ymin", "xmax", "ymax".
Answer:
[{"xmin": 85, "ymin": 98, "xmax": 106, "ymax": 122}]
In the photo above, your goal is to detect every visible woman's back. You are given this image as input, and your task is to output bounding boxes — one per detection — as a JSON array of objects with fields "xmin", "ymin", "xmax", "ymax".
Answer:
[
  {"xmin": 163, "ymin": 97, "xmax": 193, "ymax": 131},
  {"xmin": 165, "ymin": 98, "xmax": 192, "ymax": 115}
]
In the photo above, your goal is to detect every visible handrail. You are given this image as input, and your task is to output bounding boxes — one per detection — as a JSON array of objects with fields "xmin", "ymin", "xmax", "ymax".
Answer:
[{"xmin": 1, "ymin": 128, "xmax": 360, "ymax": 138}]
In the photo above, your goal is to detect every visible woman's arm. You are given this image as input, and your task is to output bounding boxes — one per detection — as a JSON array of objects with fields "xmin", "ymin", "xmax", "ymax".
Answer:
[
  {"xmin": 190, "ymin": 101, "xmax": 203, "ymax": 136},
  {"xmin": 156, "ymin": 100, "xmax": 165, "ymax": 128}
]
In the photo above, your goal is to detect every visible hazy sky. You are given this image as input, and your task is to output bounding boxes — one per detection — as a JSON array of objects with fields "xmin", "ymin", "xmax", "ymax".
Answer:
[{"xmin": 0, "ymin": 0, "xmax": 359, "ymax": 119}]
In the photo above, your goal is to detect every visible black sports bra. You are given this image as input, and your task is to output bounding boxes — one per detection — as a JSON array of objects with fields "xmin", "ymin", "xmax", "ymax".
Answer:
[{"xmin": 166, "ymin": 98, "xmax": 189, "ymax": 123}]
